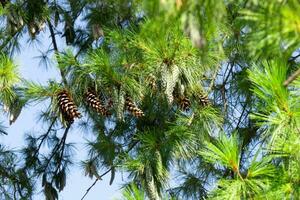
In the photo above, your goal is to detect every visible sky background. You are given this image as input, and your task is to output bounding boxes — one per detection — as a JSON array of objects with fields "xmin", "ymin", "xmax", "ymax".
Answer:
[{"xmin": 1, "ymin": 28, "xmax": 123, "ymax": 200}]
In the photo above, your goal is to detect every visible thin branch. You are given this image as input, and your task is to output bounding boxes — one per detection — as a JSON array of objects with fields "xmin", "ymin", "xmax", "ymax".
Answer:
[
  {"xmin": 220, "ymin": 62, "xmax": 234, "ymax": 113},
  {"xmin": 223, "ymin": 62, "xmax": 234, "ymax": 85},
  {"xmin": 235, "ymin": 101, "xmax": 248, "ymax": 129},
  {"xmin": 208, "ymin": 65, "xmax": 221, "ymax": 93},
  {"xmin": 43, "ymin": 124, "xmax": 71, "ymax": 171},
  {"xmin": 283, "ymin": 68, "xmax": 300, "ymax": 87},
  {"xmin": 80, "ymin": 169, "xmax": 112, "ymax": 200},
  {"xmin": 47, "ymin": 19, "xmax": 68, "ymax": 86},
  {"xmin": 0, "ymin": 130, "xmax": 8, "ymax": 135},
  {"xmin": 0, "ymin": 26, "xmax": 24, "ymax": 51},
  {"xmin": 289, "ymin": 53, "xmax": 300, "ymax": 62},
  {"xmin": 80, "ymin": 140, "xmax": 140, "ymax": 200},
  {"xmin": 33, "ymin": 117, "xmax": 57, "ymax": 158},
  {"xmin": 13, "ymin": 184, "xmax": 17, "ymax": 200},
  {"xmin": 51, "ymin": 124, "xmax": 69, "ymax": 184}
]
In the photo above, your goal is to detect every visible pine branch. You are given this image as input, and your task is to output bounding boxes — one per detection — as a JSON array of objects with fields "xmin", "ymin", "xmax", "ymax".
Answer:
[
  {"xmin": 208, "ymin": 65, "xmax": 221, "ymax": 93},
  {"xmin": 283, "ymin": 67, "xmax": 300, "ymax": 87},
  {"xmin": 0, "ymin": 26, "xmax": 24, "ymax": 51},
  {"xmin": 80, "ymin": 168, "xmax": 111, "ymax": 200},
  {"xmin": 0, "ymin": 164, "xmax": 27, "ymax": 198},
  {"xmin": 235, "ymin": 102, "xmax": 248, "ymax": 129},
  {"xmin": 34, "ymin": 117, "xmax": 57, "ymax": 158},
  {"xmin": 51, "ymin": 124, "xmax": 69, "ymax": 184},
  {"xmin": 289, "ymin": 53, "xmax": 300, "ymax": 62},
  {"xmin": 80, "ymin": 140, "xmax": 140, "ymax": 200},
  {"xmin": 0, "ymin": 130, "xmax": 7, "ymax": 135},
  {"xmin": 220, "ymin": 62, "xmax": 234, "ymax": 112},
  {"xmin": 223, "ymin": 62, "xmax": 234, "ymax": 85},
  {"xmin": 42, "ymin": 124, "xmax": 71, "ymax": 171},
  {"xmin": 22, "ymin": 117, "xmax": 58, "ymax": 172},
  {"xmin": 47, "ymin": 19, "xmax": 68, "ymax": 86}
]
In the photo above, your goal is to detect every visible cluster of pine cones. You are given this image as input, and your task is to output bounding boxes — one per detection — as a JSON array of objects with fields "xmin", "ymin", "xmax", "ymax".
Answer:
[
  {"xmin": 174, "ymin": 93, "xmax": 210, "ymax": 111},
  {"xmin": 56, "ymin": 89, "xmax": 145, "ymax": 123},
  {"xmin": 57, "ymin": 88, "xmax": 210, "ymax": 123}
]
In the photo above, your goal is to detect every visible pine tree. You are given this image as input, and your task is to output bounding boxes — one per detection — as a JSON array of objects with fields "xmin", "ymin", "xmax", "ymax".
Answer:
[{"xmin": 1, "ymin": 0, "xmax": 300, "ymax": 200}]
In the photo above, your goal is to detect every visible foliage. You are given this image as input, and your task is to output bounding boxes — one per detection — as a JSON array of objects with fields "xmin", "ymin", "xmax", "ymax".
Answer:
[{"xmin": 0, "ymin": 0, "xmax": 300, "ymax": 200}]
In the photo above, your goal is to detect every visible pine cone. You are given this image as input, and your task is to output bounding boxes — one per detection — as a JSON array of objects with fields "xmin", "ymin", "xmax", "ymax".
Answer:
[
  {"xmin": 85, "ymin": 90, "xmax": 111, "ymax": 116},
  {"xmin": 57, "ymin": 90, "xmax": 81, "ymax": 123},
  {"xmin": 198, "ymin": 93, "xmax": 210, "ymax": 107},
  {"xmin": 147, "ymin": 74, "xmax": 156, "ymax": 90},
  {"xmin": 172, "ymin": 91, "xmax": 190, "ymax": 111},
  {"xmin": 125, "ymin": 96, "xmax": 144, "ymax": 117},
  {"xmin": 107, "ymin": 98, "xmax": 113, "ymax": 109},
  {"xmin": 179, "ymin": 96, "xmax": 191, "ymax": 111}
]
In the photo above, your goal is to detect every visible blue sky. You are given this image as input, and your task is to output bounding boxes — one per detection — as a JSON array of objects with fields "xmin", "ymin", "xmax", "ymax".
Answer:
[{"xmin": 1, "ymin": 29, "xmax": 123, "ymax": 200}]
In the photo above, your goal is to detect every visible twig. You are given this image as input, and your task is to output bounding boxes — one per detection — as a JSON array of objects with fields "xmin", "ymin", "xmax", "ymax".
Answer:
[
  {"xmin": 221, "ymin": 62, "xmax": 234, "ymax": 113},
  {"xmin": 80, "ymin": 140, "xmax": 139, "ymax": 200},
  {"xmin": 47, "ymin": 19, "xmax": 68, "ymax": 86},
  {"xmin": 80, "ymin": 169, "xmax": 112, "ymax": 200},
  {"xmin": 33, "ymin": 117, "xmax": 57, "ymax": 158},
  {"xmin": 208, "ymin": 66, "xmax": 220, "ymax": 93},
  {"xmin": 43, "ymin": 124, "xmax": 71, "ymax": 171},
  {"xmin": 51, "ymin": 124, "xmax": 70, "ymax": 184},
  {"xmin": 283, "ymin": 68, "xmax": 300, "ymax": 87},
  {"xmin": 235, "ymin": 101, "xmax": 248, "ymax": 129},
  {"xmin": 0, "ymin": 130, "xmax": 8, "ymax": 135},
  {"xmin": 223, "ymin": 62, "xmax": 234, "ymax": 85},
  {"xmin": 0, "ymin": 26, "xmax": 23, "ymax": 51},
  {"xmin": 13, "ymin": 184, "xmax": 17, "ymax": 200},
  {"xmin": 289, "ymin": 53, "xmax": 300, "ymax": 62}
]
